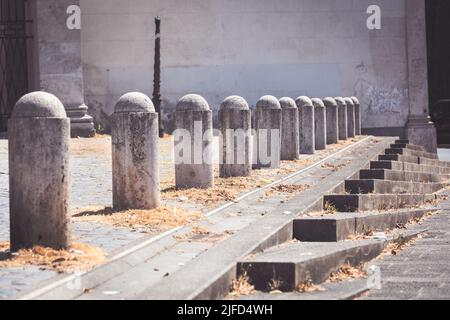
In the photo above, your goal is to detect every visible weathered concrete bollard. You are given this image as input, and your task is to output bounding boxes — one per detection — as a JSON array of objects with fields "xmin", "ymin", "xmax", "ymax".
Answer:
[
  {"xmin": 296, "ymin": 96, "xmax": 315, "ymax": 154},
  {"xmin": 344, "ymin": 97, "xmax": 356, "ymax": 138},
  {"xmin": 9, "ymin": 92, "xmax": 70, "ymax": 251},
  {"xmin": 219, "ymin": 96, "xmax": 252, "ymax": 177},
  {"xmin": 351, "ymin": 96, "xmax": 361, "ymax": 135},
  {"xmin": 335, "ymin": 97, "xmax": 348, "ymax": 140},
  {"xmin": 254, "ymin": 95, "xmax": 282, "ymax": 169},
  {"xmin": 280, "ymin": 97, "xmax": 299, "ymax": 160},
  {"xmin": 312, "ymin": 98, "xmax": 326, "ymax": 150},
  {"xmin": 174, "ymin": 94, "xmax": 214, "ymax": 188},
  {"xmin": 323, "ymin": 97, "xmax": 339, "ymax": 145},
  {"xmin": 111, "ymin": 92, "xmax": 160, "ymax": 210}
]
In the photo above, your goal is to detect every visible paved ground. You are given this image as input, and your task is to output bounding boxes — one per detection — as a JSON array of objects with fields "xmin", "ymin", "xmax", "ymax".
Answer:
[
  {"xmin": 362, "ymin": 197, "xmax": 450, "ymax": 300},
  {"xmin": 0, "ymin": 134, "xmax": 365, "ymax": 299},
  {"xmin": 0, "ymin": 136, "xmax": 147, "ymax": 299}
]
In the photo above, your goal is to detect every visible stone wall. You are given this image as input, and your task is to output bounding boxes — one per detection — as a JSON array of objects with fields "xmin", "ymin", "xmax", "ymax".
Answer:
[{"xmin": 80, "ymin": 0, "xmax": 409, "ymax": 133}]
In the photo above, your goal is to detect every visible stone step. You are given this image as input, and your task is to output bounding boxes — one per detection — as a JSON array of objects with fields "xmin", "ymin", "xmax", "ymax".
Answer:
[
  {"xmin": 359, "ymin": 169, "xmax": 444, "ymax": 183},
  {"xmin": 323, "ymin": 194, "xmax": 436, "ymax": 212},
  {"xmin": 419, "ymin": 157, "xmax": 450, "ymax": 168},
  {"xmin": 370, "ymin": 161, "xmax": 450, "ymax": 175},
  {"xmin": 378, "ymin": 154, "xmax": 420, "ymax": 164},
  {"xmin": 395, "ymin": 139, "xmax": 409, "ymax": 144},
  {"xmin": 237, "ymin": 229, "xmax": 423, "ymax": 292},
  {"xmin": 345, "ymin": 179, "xmax": 445, "ymax": 195},
  {"xmin": 385, "ymin": 148, "xmax": 438, "ymax": 160},
  {"xmin": 390, "ymin": 143, "xmax": 425, "ymax": 152},
  {"xmin": 293, "ymin": 209, "xmax": 433, "ymax": 242}
]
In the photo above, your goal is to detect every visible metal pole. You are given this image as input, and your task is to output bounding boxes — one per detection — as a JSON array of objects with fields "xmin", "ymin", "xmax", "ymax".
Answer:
[{"xmin": 153, "ymin": 16, "xmax": 164, "ymax": 137}]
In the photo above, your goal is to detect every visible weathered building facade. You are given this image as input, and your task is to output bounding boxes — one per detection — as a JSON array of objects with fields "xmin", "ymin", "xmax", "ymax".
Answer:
[{"xmin": 0, "ymin": 0, "xmax": 446, "ymax": 151}]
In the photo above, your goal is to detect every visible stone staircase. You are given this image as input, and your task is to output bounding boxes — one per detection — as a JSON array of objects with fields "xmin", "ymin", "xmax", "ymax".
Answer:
[{"xmin": 235, "ymin": 140, "xmax": 450, "ymax": 295}]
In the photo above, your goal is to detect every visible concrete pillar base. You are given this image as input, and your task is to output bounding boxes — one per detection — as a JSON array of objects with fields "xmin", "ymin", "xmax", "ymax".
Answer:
[
  {"xmin": 66, "ymin": 104, "xmax": 96, "ymax": 138},
  {"xmin": 406, "ymin": 116, "xmax": 437, "ymax": 153}
]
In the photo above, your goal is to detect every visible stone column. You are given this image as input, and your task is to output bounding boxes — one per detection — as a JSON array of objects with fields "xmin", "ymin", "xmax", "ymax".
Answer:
[
  {"xmin": 344, "ymin": 97, "xmax": 356, "ymax": 138},
  {"xmin": 351, "ymin": 96, "xmax": 361, "ymax": 135},
  {"xmin": 312, "ymin": 98, "xmax": 326, "ymax": 150},
  {"xmin": 296, "ymin": 96, "xmax": 315, "ymax": 154},
  {"xmin": 405, "ymin": 0, "xmax": 437, "ymax": 153},
  {"xmin": 280, "ymin": 97, "xmax": 299, "ymax": 160},
  {"xmin": 9, "ymin": 92, "xmax": 70, "ymax": 251},
  {"xmin": 323, "ymin": 97, "xmax": 339, "ymax": 144},
  {"xmin": 254, "ymin": 95, "xmax": 282, "ymax": 169},
  {"xmin": 174, "ymin": 94, "xmax": 214, "ymax": 189},
  {"xmin": 111, "ymin": 92, "xmax": 160, "ymax": 210},
  {"xmin": 219, "ymin": 96, "xmax": 252, "ymax": 177},
  {"xmin": 32, "ymin": 0, "xmax": 95, "ymax": 137},
  {"xmin": 335, "ymin": 97, "xmax": 348, "ymax": 140}
]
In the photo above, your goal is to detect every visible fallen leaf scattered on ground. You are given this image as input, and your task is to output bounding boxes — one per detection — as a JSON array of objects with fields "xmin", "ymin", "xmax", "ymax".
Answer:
[
  {"xmin": 174, "ymin": 226, "xmax": 234, "ymax": 243},
  {"xmin": 0, "ymin": 242, "xmax": 105, "ymax": 273},
  {"xmin": 328, "ymin": 264, "xmax": 367, "ymax": 283},
  {"xmin": 297, "ymin": 280, "xmax": 324, "ymax": 293},
  {"xmin": 380, "ymin": 235, "xmax": 419, "ymax": 257},
  {"xmin": 321, "ymin": 161, "xmax": 350, "ymax": 172},
  {"xmin": 229, "ymin": 273, "xmax": 255, "ymax": 297},
  {"xmin": 72, "ymin": 206, "xmax": 202, "ymax": 233},
  {"xmin": 162, "ymin": 186, "xmax": 239, "ymax": 207},
  {"xmin": 264, "ymin": 184, "xmax": 311, "ymax": 198},
  {"xmin": 323, "ymin": 201, "xmax": 338, "ymax": 215}
]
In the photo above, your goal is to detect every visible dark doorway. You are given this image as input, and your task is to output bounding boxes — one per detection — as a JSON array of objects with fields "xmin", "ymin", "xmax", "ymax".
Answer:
[
  {"xmin": 426, "ymin": 0, "xmax": 450, "ymax": 146},
  {"xmin": 0, "ymin": 0, "xmax": 32, "ymax": 132}
]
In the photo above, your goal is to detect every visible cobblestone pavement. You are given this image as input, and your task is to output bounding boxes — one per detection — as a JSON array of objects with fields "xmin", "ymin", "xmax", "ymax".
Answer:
[
  {"xmin": 362, "ymin": 197, "xmax": 450, "ymax": 300},
  {"xmin": 0, "ymin": 136, "xmax": 152, "ymax": 299}
]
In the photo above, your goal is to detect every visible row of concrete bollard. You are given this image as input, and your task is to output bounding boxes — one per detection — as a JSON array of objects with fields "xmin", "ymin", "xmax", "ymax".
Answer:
[{"xmin": 8, "ymin": 91, "xmax": 361, "ymax": 250}]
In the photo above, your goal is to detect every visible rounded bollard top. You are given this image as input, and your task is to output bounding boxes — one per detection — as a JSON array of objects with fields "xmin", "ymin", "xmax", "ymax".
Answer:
[
  {"xmin": 343, "ymin": 97, "xmax": 355, "ymax": 106},
  {"xmin": 311, "ymin": 98, "xmax": 325, "ymax": 108},
  {"xmin": 256, "ymin": 95, "xmax": 281, "ymax": 110},
  {"xmin": 350, "ymin": 96, "xmax": 360, "ymax": 105},
  {"xmin": 11, "ymin": 92, "xmax": 67, "ymax": 119},
  {"xmin": 114, "ymin": 92, "xmax": 155, "ymax": 113},
  {"xmin": 279, "ymin": 97, "xmax": 297, "ymax": 109},
  {"xmin": 295, "ymin": 96, "xmax": 313, "ymax": 108},
  {"xmin": 334, "ymin": 97, "xmax": 346, "ymax": 106},
  {"xmin": 220, "ymin": 96, "xmax": 249, "ymax": 111},
  {"xmin": 176, "ymin": 94, "xmax": 210, "ymax": 111},
  {"xmin": 323, "ymin": 97, "xmax": 337, "ymax": 107}
]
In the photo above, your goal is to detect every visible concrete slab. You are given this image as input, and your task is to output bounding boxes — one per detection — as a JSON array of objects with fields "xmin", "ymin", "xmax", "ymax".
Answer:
[
  {"xmin": 345, "ymin": 179, "xmax": 445, "ymax": 194},
  {"xmin": 293, "ymin": 209, "xmax": 433, "ymax": 242},
  {"xmin": 385, "ymin": 148, "xmax": 438, "ymax": 160},
  {"xmin": 359, "ymin": 169, "xmax": 443, "ymax": 183},
  {"xmin": 323, "ymin": 194, "xmax": 437, "ymax": 212},
  {"xmin": 238, "ymin": 229, "xmax": 425, "ymax": 292}
]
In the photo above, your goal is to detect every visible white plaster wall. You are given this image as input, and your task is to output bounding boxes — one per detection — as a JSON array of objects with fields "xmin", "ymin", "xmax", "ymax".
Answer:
[{"xmin": 80, "ymin": 0, "xmax": 409, "ymax": 131}]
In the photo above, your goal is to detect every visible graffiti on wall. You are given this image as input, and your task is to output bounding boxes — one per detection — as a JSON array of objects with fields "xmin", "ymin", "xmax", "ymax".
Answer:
[{"xmin": 353, "ymin": 62, "xmax": 407, "ymax": 122}]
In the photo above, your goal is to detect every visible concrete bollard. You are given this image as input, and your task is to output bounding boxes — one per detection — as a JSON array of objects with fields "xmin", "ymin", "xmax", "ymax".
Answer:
[
  {"xmin": 296, "ymin": 96, "xmax": 315, "ymax": 154},
  {"xmin": 111, "ymin": 92, "xmax": 160, "ymax": 210},
  {"xmin": 219, "ymin": 96, "xmax": 252, "ymax": 177},
  {"xmin": 344, "ymin": 97, "xmax": 356, "ymax": 138},
  {"xmin": 279, "ymin": 97, "xmax": 299, "ymax": 160},
  {"xmin": 335, "ymin": 97, "xmax": 348, "ymax": 141},
  {"xmin": 351, "ymin": 96, "xmax": 361, "ymax": 135},
  {"xmin": 312, "ymin": 98, "xmax": 327, "ymax": 150},
  {"xmin": 174, "ymin": 94, "xmax": 214, "ymax": 189},
  {"xmin": 323, "ymin": 97, "xmax": 339, "ymax": 145},
  {"xmin": 9, "ymin": 92, "xmax": 70, "ymax": 251},
  {"xmin": 254, "ymin": 95, "xmax": 282, "ymax": 169}
]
